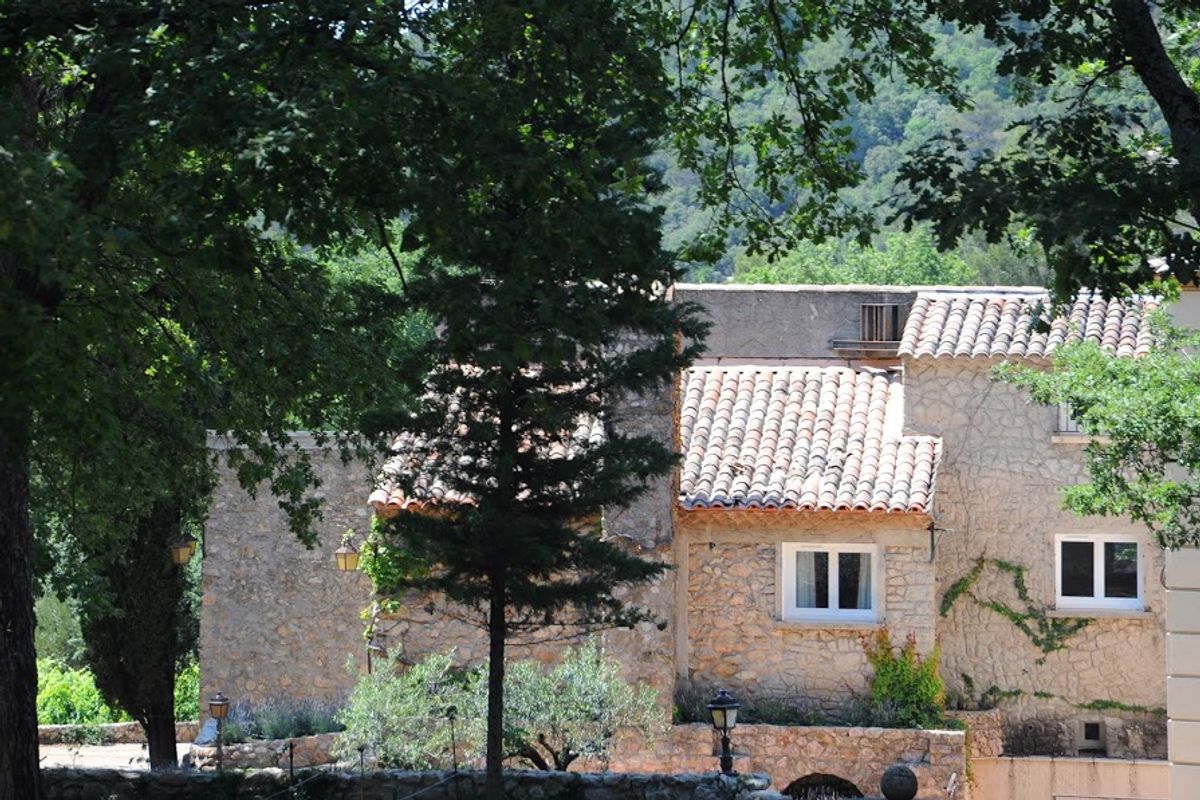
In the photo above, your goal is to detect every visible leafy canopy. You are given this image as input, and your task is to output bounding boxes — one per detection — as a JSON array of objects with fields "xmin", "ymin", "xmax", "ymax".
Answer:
[{"xmin": 997, "ymin": 310, "xmax": 1200, "ymax": 550}]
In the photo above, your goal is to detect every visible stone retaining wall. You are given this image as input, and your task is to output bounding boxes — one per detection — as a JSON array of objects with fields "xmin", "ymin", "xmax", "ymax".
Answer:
[
  {"xmin": 609, "ymin": 723, "xmax": 966, "ymax": 800},
  {"xmin": 44, "ymin": 768, "xmax": 788, "ymax": 800},
  {"xmin": 183, "ymin": 722, "xmax": 966, "ymax": 797},
  {"xmin": 38, "ymin": 721, "xmax": 199, "ymax": 745},
  {"xmin": 189, "ymin": 732, "xmax": 339, "ymax": 770},
  {"xmin": 945, "ymin": 709, "xmax": 1004, "ymax": 759}
]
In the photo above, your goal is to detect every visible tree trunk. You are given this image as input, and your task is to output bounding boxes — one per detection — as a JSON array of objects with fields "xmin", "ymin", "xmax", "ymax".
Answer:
[
  {"xmin": 485, "ymin": 571, "xmax": 507, "ymax": 800},
  {"xmin": 1112, "ymin": 0, "xmax": 1200, "ymax": 222},
  {"xmin": 0, "ymin": 418, "xmax": 42, "ymax": 800},
  {"xmin": 143, "ymin": 708, "xmax": 178, "ymax": 770}
]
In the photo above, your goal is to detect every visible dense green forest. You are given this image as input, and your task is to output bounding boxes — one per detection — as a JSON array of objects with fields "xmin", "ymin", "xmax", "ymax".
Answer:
[{"xmin": 661, "ymin": 22, "xmax": 1158, "ymax": 286}]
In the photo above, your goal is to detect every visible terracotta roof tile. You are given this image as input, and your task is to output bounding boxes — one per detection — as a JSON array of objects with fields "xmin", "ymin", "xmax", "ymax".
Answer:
[
  {"xmin": 898, "ymin": 290, "xmax": 1157, "ymax": 360},
  {"xmin": 368, "ymin": 416, "xmax": 605, "ymax": 517},
  {"xmin": 678, "ymin": 366, "xmax": 940, "ymax": 513}
]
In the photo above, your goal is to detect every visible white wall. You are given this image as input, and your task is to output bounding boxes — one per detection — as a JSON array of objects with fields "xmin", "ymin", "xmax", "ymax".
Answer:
[{"xmin": 972, "ymin": 757, "xmax": 1168, "ymax": 800}]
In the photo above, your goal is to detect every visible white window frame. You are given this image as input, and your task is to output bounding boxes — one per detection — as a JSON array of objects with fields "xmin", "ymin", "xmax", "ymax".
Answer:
[
  {"xmin": 1055, "ymin": 534, "xmax": 1143, "ymax": 611},
  {"xmin": 1056, "ymin": 403, "xmax": 1083, "ymax": 434},
  {"xmin": 781, "ymin": 543, "xmax": 880, "ymax": 622}
]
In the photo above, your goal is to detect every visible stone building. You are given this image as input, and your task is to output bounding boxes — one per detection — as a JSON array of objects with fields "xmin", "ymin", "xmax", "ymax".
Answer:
[{"xmin": 200, "ymin": 282, "xmax": 1174, "ymax": 763}]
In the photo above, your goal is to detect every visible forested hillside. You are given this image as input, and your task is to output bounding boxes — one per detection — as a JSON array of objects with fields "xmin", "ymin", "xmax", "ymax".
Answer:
[{"xmin": 662, "ymin": 22, "xmax": 1159, "ymax": 286}]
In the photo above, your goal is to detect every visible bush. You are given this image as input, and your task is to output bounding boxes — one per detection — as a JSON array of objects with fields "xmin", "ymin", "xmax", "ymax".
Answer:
[
  {"xmin": 861, "ymin": 628, "xmax": 945, "ymax": 729},
  {"xmin": 335, "ymin": 651, "xmax": 479, "ymax": 768},
  {"xmin": 174, "ymin": 661, "xmax": 200, "ymax": 721},
  {"xmin": 219, "ymin": 696, "xmax": 345, "ymax": 744},
  {"xmin": 36, "ymin": 659, "xmax": 125, "ymax": 725},
  {"xmin": 338, "ymin": 641, "xmax": 663, "ymax": 771},
  {"xmin": 34, "ymin": 594, "xmax": 86, "ymax": 669},
  {"xmin": 502, "ymin": 638, "xmax": 663, "ymax": 770}
]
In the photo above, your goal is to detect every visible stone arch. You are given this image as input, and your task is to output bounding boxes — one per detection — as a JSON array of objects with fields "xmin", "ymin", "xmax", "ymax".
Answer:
[{"xmin": 783, "ymin": 773, "xmax": 864, "ymax": 799}]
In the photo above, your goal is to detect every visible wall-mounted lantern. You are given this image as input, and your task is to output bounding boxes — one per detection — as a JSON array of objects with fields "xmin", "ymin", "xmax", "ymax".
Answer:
[{"xmin": 171, "ymin": 533, "xmax": 198, "ymax": 566}]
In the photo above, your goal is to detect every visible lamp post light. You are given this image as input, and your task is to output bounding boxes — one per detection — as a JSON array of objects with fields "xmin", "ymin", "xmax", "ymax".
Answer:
[
  {"xmin": 209, "ymin": 691, "xmax": 230, "ymax": 772},
  {"xmin": 171, "ymin": 533, "xmax": 198, "ymax": 566},
  {"xmin": 707, "ymin": 689, "xmax": 740, "ymax": 776},
  {"xmin": 334, "ymin": 540, "xmax": 361, "ymax": 572}
]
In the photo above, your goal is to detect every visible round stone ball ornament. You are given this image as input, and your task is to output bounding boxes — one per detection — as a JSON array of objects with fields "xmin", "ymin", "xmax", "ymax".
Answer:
[{"xmin": 880, "ymin": 764, "xmax": 918, "ymax": 800}]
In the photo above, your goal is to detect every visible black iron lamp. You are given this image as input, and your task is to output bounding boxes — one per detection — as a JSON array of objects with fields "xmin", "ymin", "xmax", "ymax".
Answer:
[
  {"xmin": 707, "ymin": 689, "xmax": 740, "ymax": 775},
  {"xmin": 334, "ymin": 540, "xmax": 360, "ymax": 572},
  {"xmin": 209, "ymin": 691, "xmax": 230, "ymax": 771},
  {"xmin": 171, "ymin": 533, "xmax": 198, "ymax": 566}
]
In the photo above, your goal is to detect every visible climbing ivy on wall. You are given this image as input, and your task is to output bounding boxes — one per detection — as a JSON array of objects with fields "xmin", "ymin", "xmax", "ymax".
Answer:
[
  {"xmin": 940, "ymin": 558, "xmax": 1091, "ymax": 664},
  {"xmin": 951, "ymin": 672, "xmax": 1166, "ymax": 717}
]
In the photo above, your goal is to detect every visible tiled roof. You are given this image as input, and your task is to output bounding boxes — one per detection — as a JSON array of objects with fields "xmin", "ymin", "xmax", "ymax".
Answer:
[
  {"xmin": 678, "ymin": 366, "xmax": 940, "ymax": 513},
  {"xmin": 368, "ymin": 417, "xmax": 605, "ymax": 516},
  {"xmin": 899, "ymin": 290, "xmax": 1157, "ymax": 360}
]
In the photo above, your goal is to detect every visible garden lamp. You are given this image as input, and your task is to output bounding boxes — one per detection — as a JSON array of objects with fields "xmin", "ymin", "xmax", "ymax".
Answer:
[
  {"xmin": 335, "ymin": 541, "xmax": 361, "ymax": 572},
  {"xmin": 209, "ymin": 691, "xmax": 230, "ymax": 772},
  {"xmin": 707, "ymin": 689, "xmax": 740, "ymax": 775},
  {"xmin": 171, "ymin": 533, "xmax": 198, "ymax": 565}
]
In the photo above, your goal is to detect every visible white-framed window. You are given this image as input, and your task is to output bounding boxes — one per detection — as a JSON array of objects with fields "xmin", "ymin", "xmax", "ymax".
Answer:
[
  {"xmin": 1056, "ymin": 403, "xmax": 1083, "ymax": 434},
  {"xmin": 781, "ymin": 543, "xmax": 879, "ymax": 622},
  {"xmin": 1055, "ymin": 534, "xmax": 1142, "ymax": 611}
]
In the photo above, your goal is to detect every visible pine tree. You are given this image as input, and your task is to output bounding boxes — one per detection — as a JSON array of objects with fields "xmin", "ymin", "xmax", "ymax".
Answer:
[{"xmin": 362, "ymin": 3, "xmax": 705, "ymax": 797}]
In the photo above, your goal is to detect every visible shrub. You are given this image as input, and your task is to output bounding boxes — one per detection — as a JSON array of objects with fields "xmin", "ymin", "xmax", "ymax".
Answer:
[
  {"xmin": 36, "ymin": 659, "xmax": 126, "ymax": 725},
  {"xmin": 502, "ymin": 638, "xmax": 663, "ymax": 770},
  {"xmin": 174, "ymin": 661, "xmax": 200, "ymax": 721},
  {"xmin": 219, "ymin": 696, "xmax": 345, "ymax": 744},
  {"xmin": 34, "ymin": 594, "xmax": 86, "ymax": 669},
  {"xmin": 335, "ymin": 651, "xmax": 479, "ymax": 769},
  {"xmin": 337, "ymin": 641, "xmax": 663, "ymax": 771},
  {"xmin": 861, "ymin": 628, "xmax": 945, "ymax": 729}
]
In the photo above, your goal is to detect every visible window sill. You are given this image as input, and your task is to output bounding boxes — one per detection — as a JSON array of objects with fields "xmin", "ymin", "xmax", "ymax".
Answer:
[
  {"xmin": 1047, "ymin": 608, "xmax": 1153, "ymax": 620},
  {"xmin": 774, "ymin": 616, "xmax": 882, "ymax": 631},
  {"xmin": 1051, "ymin": 433, "xmax": 1110, "ymax": 445}
]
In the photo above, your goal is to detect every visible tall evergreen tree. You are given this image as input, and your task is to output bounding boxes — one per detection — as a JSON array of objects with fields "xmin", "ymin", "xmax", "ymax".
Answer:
[{"xmin": 361, "ymin": 3, "xmax": 705, "ymax": 797}]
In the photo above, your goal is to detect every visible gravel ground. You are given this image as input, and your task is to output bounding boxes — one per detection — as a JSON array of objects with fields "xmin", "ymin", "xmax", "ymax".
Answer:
[{"xmin": 40, "ymin": 742, "xmax": 192, "ymax": 771}]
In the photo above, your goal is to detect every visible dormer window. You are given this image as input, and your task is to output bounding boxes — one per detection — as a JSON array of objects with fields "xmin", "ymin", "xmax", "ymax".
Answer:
[{"xmin": 860, "ymin": 304, "xmax": 901, "ymax": 343}]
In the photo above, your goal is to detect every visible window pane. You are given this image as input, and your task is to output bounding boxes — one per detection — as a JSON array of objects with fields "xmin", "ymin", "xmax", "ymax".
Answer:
[
  {"xmin": 1104, "ymin": 542, "xmax": 1138, "ymax": 599},
  {"xmin": 1061, "ymin": 541, "xmax": 1095, "ymax": 597},
  {"xmin": 796, "ymin": 551, "xmax": 829, "ymax": 608},
  {"xmin": 838, "ymin": 552, "xmax": 872, "ymax": 610}
]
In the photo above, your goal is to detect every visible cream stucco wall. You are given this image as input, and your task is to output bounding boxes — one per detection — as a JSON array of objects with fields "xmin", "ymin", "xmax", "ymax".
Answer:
[
  {"xmin": 677, "ymin": 511, "xmax": 935, "ymax": 719},
  {"xmin": 904, "ymin": 357, "xmax": 1167, "ymax": 758}
]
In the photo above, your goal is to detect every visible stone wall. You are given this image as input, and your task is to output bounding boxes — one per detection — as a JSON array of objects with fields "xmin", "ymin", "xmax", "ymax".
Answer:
[
  {"xmin": 38, "ymin": 721, "xmax": 199, "ymax": 745},
  {"xmin": 679, "ymin": 511, "xmax": 935, "ymax": 718},
  {"xmin": 200, "ymin": 441, "xmax": 377, "ymax": 711},
  {"xmin": 904, "ymin": 357, "xmax": 1167, "ymax": 758},
  {"xmin": 189, "ymin": 732, "xmax": 338, "ymax": 771},
  {"xmin": 1166, "ymin": 547, "xmax": 1200, "ymax": 798},
  {"xmin": 609, "ymin": 722, "xmax": 966, "ymax": 800},
  {"xmin": 43, "ymin": 768, "xmax": 784, "ymax": 800},
  {"xmin": 674, "ymin": 283, "xmax": 922, "ymax": 362}
]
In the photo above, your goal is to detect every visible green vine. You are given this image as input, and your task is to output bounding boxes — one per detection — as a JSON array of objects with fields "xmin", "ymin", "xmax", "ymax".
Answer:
[
  {"xmin": 952, "ymin": 672, "xmax": 1165, "ymax": 717},
  {"xmin": 940, "ymin": 558, "xmax": 1091, "ymax": 663}
]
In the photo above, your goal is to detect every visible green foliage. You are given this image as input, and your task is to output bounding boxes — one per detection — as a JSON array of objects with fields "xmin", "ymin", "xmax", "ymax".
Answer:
[
  {"xmin": 733, "ymin": 227, "xmax": 979, "ymax": 286},
  {"xmin": 34, "ymin": 594, "xmax": 85, "ymax": 670},
  {"xmin": 896, "ymin": 3, "xmax": 1200, "ymax": 302},
  {"xmin": 861, "ymin": 628, "xmax": 946, "ymax": 729},
  {"xmin": 939, "ymin": 558, "xmax": 1090, "ymax": 663},
  {"xmin": 221, "ymin": 697, "xmax": 345, "ymax": 744},
  {"xmin": 1075, "ymin": 698, "xmax": 1166, "ymax": 717},
  {"xmin": 173, "ymin": 661, "xmax": 200, "ymax": 722},
  {"xmin": 338, "ymin": 643, "xmax": 661, "ymax": 771},
  {"xmin": 501, "ymin": 639, "xmax": 662, "ymax": 771},
  {"xmin": 36, "ymin": 660, "xmax": 126, "ymax": 726},
  {"xmin": 997, "ymin": 315, "xmax": 1200, "ymax": 550},
  {"xmin": 335, "ymin": 652, "xmax": 478, "ymax": 769}
]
